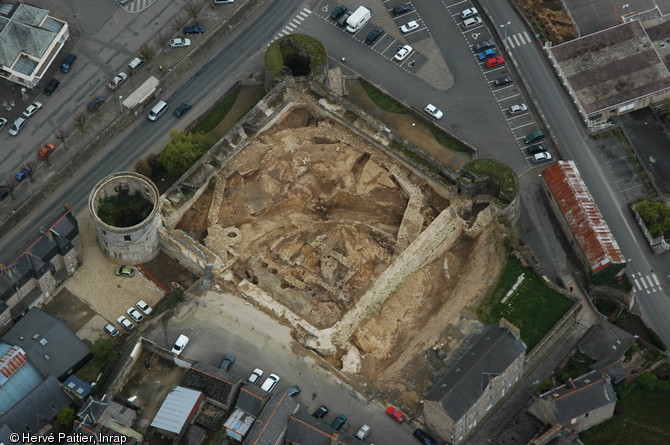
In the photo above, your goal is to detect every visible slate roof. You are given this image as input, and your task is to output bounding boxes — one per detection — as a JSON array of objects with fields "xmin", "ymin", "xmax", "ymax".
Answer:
[
  {"xmin": 236, "ymin": 384, "xmax": 269, "ymax": 416},
  {"xmin": 78, "ymin": 398, "xmax": 108, "ymax": 425},
  {"xmin": 578, "ymin": 320, "xmax": 633, "ymax": 361},
  {"xmin": 182, "ymin": 364, "xmax": 239, "ymax": 404},
  {"xmin": 540, "ymin": 371, "xmax": 617, "ymax": 424},
  {"xmin": 62, "ymin": 374, "xmax": 91, "ymax": 399},
  {"xmin": 0, "ymin": 375, "xmax": 70, "ymax": 433},
  {"xmin": 0, "ymin": 424, "xmax": 15, "ymax": 444},
  {"xmin": 285, "ymin": 411, "xmax": 335, "ymax": 445},
  {"xmin": 2, "ymin": 308, "xmax": 91, "ymax": 379},
  {"xmin": 542, "ymin": 161, "xmax": 626, "ymax": 274},
  {"xmin": 245, "ymin": 392, "xmax": 298, "ymax": 445},
  {"xmin": 424, "ymin": 324, "xmax": 526, "ymax": 421},
  {"xmin": 0, "ymin": 4, "xmax": 57, "ymax": 68}
]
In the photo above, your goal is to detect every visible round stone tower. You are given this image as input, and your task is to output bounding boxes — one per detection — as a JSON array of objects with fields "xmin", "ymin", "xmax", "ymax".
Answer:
[{"xmin": 89, "ymin": 172, "xmax": 161, "ymax": 264}]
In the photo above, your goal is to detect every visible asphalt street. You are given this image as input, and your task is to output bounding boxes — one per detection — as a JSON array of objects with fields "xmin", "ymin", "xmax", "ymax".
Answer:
[{"xmin": 481, "ymin": 0, "xmax": 670, "ymax": 346}]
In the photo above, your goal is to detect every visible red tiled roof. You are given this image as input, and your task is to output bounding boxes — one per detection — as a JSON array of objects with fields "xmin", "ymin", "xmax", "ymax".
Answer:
[{"xmin": 542, "ymin": 161, "xmax": 626, "ymax": 274}]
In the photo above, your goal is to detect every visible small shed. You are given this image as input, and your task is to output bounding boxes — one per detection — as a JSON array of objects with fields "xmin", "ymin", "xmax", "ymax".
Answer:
[{"xmin": 151, "ymin": 386, "xmax": 204, "ymax": 436}]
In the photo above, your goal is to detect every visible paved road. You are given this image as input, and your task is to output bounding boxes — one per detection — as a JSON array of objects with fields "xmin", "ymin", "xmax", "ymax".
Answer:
[{"xmin": 481, "ymin": 0, "xmax": 670, "ymax": 346}]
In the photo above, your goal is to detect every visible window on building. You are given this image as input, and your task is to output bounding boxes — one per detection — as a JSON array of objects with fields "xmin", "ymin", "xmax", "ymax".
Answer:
[{"xmin": 618, "ymin": 102, "xmax": 634, "ymax": 113}]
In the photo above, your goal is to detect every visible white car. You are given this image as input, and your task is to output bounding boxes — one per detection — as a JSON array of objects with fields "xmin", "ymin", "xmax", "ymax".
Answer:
[
  {"xmin": 127, "ymin": 307, "xmax": 144, "ymax": 323},
  {"xmin": 136, "ymin": 300, "xmax": 153, "ymax": 315},
  {"xmin": 355, "ymin": 424, "xmax": 371, "ymax": 440},
  {"xmin": 394, "ymin": 45, "xmax": 412, "ymax": 61},
  {"xmin": 261, "ymin": 373, "xmax": 280, "ymax": 392},
  {"xmin": 8, "ymin": 117, "xmax": 26, "ymax": 136},
  {"xmin": 424, "ymin": 104, "xmax": 443, "ymax": 119},
  {"xmin": 400, "ymin": 20, "xmax": 420, "ymax": 33},
  {"xmin": 104, "ymin": 324, "xmax": 120, "ymax": 337},
  {"xmin": 248, "ymin": 368, "xmax": 264, "ymax": 384},
  {"xmin": 117, "ymin": 315, "xmax": 134, "ymax": 331},
  {"xmin": 22, "ymin": 102, "xmax": 43, "ymax": 118},
  {"xmin": 0, "ymin": 117, "xmax": 7, "ymax": 131},
  {"xmin": 169, "ymin": 38, "xmax": 191, "ymax": 48},
  {"xmin": 531, "ymin": 151, "xmax": 553, "ymax": 164},
  {"xmin": 107, "ymin": 72, "xmax": 128, "ymax": 90},
  {"xmin": 460, "ymin": 7, "xmax": 478, "ymax": 19},
  {"xmin": 171, "ymin": 334, "xmax": 189, "ymax": 355},
  {"xmin": 508, "ymin": 104, "xmax": 528, "ymax": 115}
]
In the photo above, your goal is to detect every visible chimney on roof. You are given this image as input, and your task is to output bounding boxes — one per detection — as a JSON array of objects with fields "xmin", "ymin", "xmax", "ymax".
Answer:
[{"xmin": 40, "ymin": 226, "xmax": 54, "ymax": 242}]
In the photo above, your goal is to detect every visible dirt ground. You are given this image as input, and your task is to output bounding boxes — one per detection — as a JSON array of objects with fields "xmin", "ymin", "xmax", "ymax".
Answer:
[
  {"xmin": 515, "ymin": 0, "xmax": 578, "ymax": 44},
  {"xmin": 141, "ymin": 251, "xmax": 199, "ymax": 290},
  {"xmin": 175, "ymin": 99, "xmax": 507, "ymax": 411}
]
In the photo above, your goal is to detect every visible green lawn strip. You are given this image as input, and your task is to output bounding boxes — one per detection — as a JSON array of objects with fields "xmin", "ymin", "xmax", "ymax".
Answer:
[
  {"xmin": 192, "ymin": 88, "xmax": 241, "ymax": 134},
  {"xmin": 583, "ymin": 389, "xmax": 670, "ymax": 445},
  {"xmin": 476, "ymin": 255, "xmax": 573, "ymax": 350},
  {"xmin": 358, "ymin": 79, "xmax": 407, "ymax": 114},
  {"xmin": 429, "ymin": 127, "xmax": 471, "ymax": 153},
  {"xmin": 463, "ymin": 158, "xmax": 518, "ymax": 198}
]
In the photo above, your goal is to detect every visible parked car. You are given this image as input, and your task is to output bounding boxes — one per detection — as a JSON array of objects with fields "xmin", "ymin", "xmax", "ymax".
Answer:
[
  {"xmin": 508, "ymin": 104, "xmax": 528, "ymax": 115},
  {"xmin": 220, "ymin": 353, "xmax": 236, "ymax": 371},
  {"xmin": 531, "ymin": 151, "xmax": 553, "ymax": 164},
  {"xmin": 170, "ymin": 38, "xmax": 191, "ymax": 48},
  {"xmin": 494, "ymin": 75, "xmax": 513, "ymax": 87},
  {"xmin": 37, "ymin": 143, "xmax": 55, "ymax": 161},
  {"xmin": 88, "ymin": 96, "xmax": 106, "ymax": 112},
  {"xmin": 0, "ymin": 187, "xmax": 10, "ymax": 201},
  {"xmin": 261, "ymin": 374, "xmax": 280, "ymax": 392},
  {"xmin": 117, "ymin": 315, "xmax": 134, "ymax": 331},
  {"xmin": 413, "ymin": 428, "xmax": 438, "ymax": 445},
  {"xmin": 473, "ymin": 39, "xmax": 496, "ymax": 52},
  {"xmin": 43, "ymin": 79, "xmax": 60, "ymax": 96},
  {"xmin": 400, "ymin": 20, "xmax": 420, "ymax": 33},
  {"xmin": 527, "ymin": 143, "xmax": 548, "ymax": 155},
  {"xmin": 365, "ymin": 27, "xmax": 384, "ymax": 44},
  {"xmin": 8, "ymin": 117, "xmax": 27, "ymax": 136},
  {"xmin": 174, "ymin": 102, "xmax": 193, "ymax": 117},
  {"xmin": 286, "ymin": 385, "xmax": 301, "ymax": 397},
  {"xmin": 392, "ymin": 4, "xmax": 413, "ymax": 15},
  {"xmin": 61, "ymin": 53, "xmax": 77, "ymax": 73},
  {"xmin": 15, "ymin": 167, "xmax": 31, "ymax": 182},
  {"xmin": 248, "ymin": 368, "xmax": 264, "ymax": 384},
  {"xmin": 336, "ymin": 12, "xmax": 351, "ymax": 27},
  {"xmin": 115, "ymin": 265, "xmax": 135, "ymax": 277},
  {"xmin": 312, "ymin": 405, "xmax": 329, "ymax": 419},
  {"xmin": 460, "ymin": 7, "xmax": 478, "ymax": 19},
  {"xmin": 476, "ymin": 48, "xmax": 497, "ymax": 60},
  {"xmin": 171, "ymin": 334, "xmax": 189, "ymax": 355},
  {"xmin": 424, "ymin": 104, "xmax": 443, "ymax": 119},
  {"xmin": 485, "ymin": 56, "xmax": 505, "ymax": 68},
  {"xmin": 22, "ymin": 102, "xmax": 43, "ymax": 118},
  {"xmin": 183, "ymin": 25, "xmax": 205, "ymax": 34},
  {"xmin": 331, "ymin": 414, "xmax": 347, "ymax": 430},
  {"xmin": 108, "ymin": 72, "xmax": 128, "ymax": 90},
  {"xmin": 127, "ymin": 307, "xmax": 144, "ymax": 323},
  {"xmin": 0, "ymin": 117, "xmax": 6, "ymax": 131},
  {"xmin": 136, "ymin": 300, "xmax": 153, "ymax": 315},
  {"xmin": 524, "ymin": 130, "xmax": 545, "ymax": 144},
  {"xmin": 394, "ymin": 45, "xmax": 412, "ymax": 61},
  {"xmin": 462, "ymin": 16, "xmax": 482, "ymax": 29},
  {"xmin": 104, "ymin": 324, "xmax": 120, "ymax": 337},
  {"xmin": 386, "ymin": 406, "xmax": 406, "ymax": 423},
  {"xmin": 355, "ymin": 424, "xmax": 371, "ymax": 440},
  {"xmin": 330, "ymin": 5, "xmax": 347, "ymax": 20}
]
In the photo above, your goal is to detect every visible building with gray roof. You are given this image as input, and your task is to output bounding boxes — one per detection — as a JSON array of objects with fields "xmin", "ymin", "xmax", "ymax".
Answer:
[
  {"xmin": 0, "ymin": 375, "xmax": 70, "ymax": 433},
  {"xmin": 423, "ymin": 320, "xmax": 526, "ymax": 444},
  {"xmin": 577, "ymin": 320, "xmax": 633, "ymax": 362},
  {"xmin": 74, "ymin": 397, "xmax": 143, "ymax": 444},
  {"xmin": 223, "ymin": 384, "xmax": 269, "ymax": 441},
  {"xmin": 151, "ymin": 386, "xmax": 204, "ymax": 436},
  {"xmin": 530, "ymin": 371, "xmax": 617, "ymax": 432},
  {"xmin": 0, "ymin": 2, "xmax": 70, "ymax": 88},
  {"xmin": 2, "ymin": 308, "xmax": 91, "ymax": 380},
  {"xmin": 245, "ymin": 392, "xmax": 298, "ymax": 445},
  {"xmin": 284, "ymin": 411, "xmax": 363, "ymax": 445},
  {"xmin": 182, "ymin": 364, "xmax": 241, "ymax": 407},
  {"xmin": 0, "ymin": 342, "xmax": 43, "ymax": 414}
]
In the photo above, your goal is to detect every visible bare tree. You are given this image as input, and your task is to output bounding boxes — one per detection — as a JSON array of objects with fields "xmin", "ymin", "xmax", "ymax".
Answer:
[
  {"xmin": 25, "ymin": 161, "xmax": 37, "ymax": 183},
  {"xmin": 139, "ymin": 44, "xmax": 155, "ymax": 64},
  {"xmin": 186, "ymin": 1, "xmax": 203, "ymax": 22},
  {"xmin": 74, "ymin": 113, "xmax": 87, "ymax": 134},
  {"xmin": 1, "ymin": 181, "xmax": 15, "ymax": 200},
  {"xmin": 172, "ymin": 15, "xmax": 187, "ymax": 33},
  {"xmin": 55, "ymin": 126, "xmax": 69, "ymax": 146},
  {"xmin": 154, "ymin": 32, "xmax": 170, "ymax": 48}
]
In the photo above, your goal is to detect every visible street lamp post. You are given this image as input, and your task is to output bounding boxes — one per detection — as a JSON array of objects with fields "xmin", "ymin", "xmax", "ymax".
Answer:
[
  {"xmin": 118, "ymin": 96, "xmax": 123, "ymax": 113},
  {"xmin": 501, "ymin": 21, "xmax": 511, "ymax": 48}
]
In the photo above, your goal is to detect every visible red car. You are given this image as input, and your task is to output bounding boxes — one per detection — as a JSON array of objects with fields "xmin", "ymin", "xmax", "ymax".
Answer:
[
  {"xmin": 386, "ymin": 406, "xmax": 406, "ymax": 423},
  {"xmin": 485, "ymin": 56, "xmax": 505, "ymax": 68},
  {"xmin": 37, "ymin": 143, "xmax": 55, "ymax": 161}
]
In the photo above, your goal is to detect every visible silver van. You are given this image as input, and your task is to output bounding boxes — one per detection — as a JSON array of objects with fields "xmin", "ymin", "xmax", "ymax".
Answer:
[
  {"xmin": 128, "ymin": 57, "xmax": 144, "ymax": 73},
  {"xmin": 462, "ymin": 16, "xmax": 483, "ymax": 30},
  {"xmin": 148, "ymin": 101, "xmax": 168, "ymax": 121}
]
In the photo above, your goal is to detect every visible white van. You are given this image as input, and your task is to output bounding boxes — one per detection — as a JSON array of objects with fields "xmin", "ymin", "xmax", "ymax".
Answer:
[
  {"xmin": 148, "ymin": 100, "xmax": 168, "ymax": 121},
  {"xmin": 462, "ymin": 16, "xmax": 483, "ymax": 30},
  {"xmin": 128, "ymin": 57, "xmax": 145, "ymax": 73},
  {"xmin": 346, "ymin": 6, "xmax": 371, "ymax": 33}
]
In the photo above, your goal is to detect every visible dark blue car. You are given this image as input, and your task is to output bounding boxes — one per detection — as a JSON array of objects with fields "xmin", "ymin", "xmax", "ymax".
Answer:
[
  {"xmin": 183, "ymin": 25, "xmax": 205, "ymax": 34},
  {"xmin": 413, "ymin": 428, "xmax": 437, "ymax": 445}
]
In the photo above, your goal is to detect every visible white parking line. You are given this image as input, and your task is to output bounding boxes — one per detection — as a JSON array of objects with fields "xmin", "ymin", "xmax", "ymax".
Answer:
[
  {"xmin": 497, "ymin": 93, "xmax": 520, "ymax": 102},
  {"xmin": 447, "ymin": 0, "xmax": 471, "ymax": 7},
  {"xmin": 381, "ymin": 39, "xmax": 398, "ymax": 55},
  {"xmin": 510, "ymin": 122, "xmax": 534, "ymax": 130},
  {"xmin": 491, "ymin": 84, "xmax": 515, "ymax": 91},
  {"xmin": 486, "ymin": 66, "xmax": 506, "ymax": 72}
]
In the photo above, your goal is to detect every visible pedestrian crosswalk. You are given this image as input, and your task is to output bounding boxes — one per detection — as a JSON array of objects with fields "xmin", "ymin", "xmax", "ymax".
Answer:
[
  {"xmin": 631, "ymin": 271, "xmax": 662, "ymax": 294},
  {"xmin": 505, "ymin": 31, "xmax": 532, "ymax": 49},
  {"xmin": 273, "ymin": 8, "xmax": 311, "ymax": 41},
  {"xmin": 120, "ymin": 0, "xmax": 156, "ymax": 14}
]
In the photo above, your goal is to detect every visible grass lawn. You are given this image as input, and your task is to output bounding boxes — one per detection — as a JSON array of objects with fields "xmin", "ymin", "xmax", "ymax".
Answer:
[
  {"xmin": 359, "ymin": 79, "xmax": 407, "ymax": 114},
  {"xmin": 462, "ymin": 158, "xmax": 518, "ymax": 199},
  {"xmin": 476, "ymin": 255, "xmax": 574, "ymax": 350},
  {"xmin": 583, "ymin": 389, "xmax": 670, "ymax": 445},
  {"xmin": 192, "ymin": 88, "xmax": 241, "ymax": 134},
  {"xmin": 430, "ymin": 127, "xmax": 471, "ymax": 153}
]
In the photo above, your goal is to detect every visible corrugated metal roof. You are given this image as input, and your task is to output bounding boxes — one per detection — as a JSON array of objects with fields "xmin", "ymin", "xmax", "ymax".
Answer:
[
  {"xmin": 150, "ymin": 386, "xmax": 203, "ymax": 434},
  {"xmin": 0, "ymin": 345, "xmax": 27, "ymax": 383},
  {"xmin": 0, "ymin": 342, "xmax": 43, "ymax": 413},
  {"xmin": 542, "ymin": 161, "xmax": 626, "ymax": 274}
]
